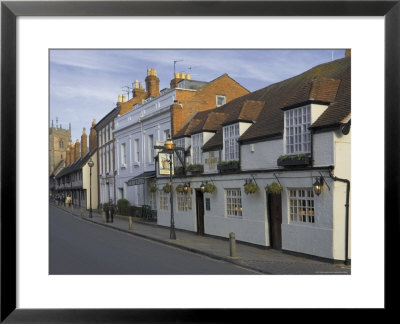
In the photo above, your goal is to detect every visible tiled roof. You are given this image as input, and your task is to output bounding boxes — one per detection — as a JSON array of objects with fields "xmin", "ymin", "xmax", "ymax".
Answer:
[
  {"xmin": 199, "ymin": 56, "xmax": 350, "ymax": 149},
  {"xmin": 56, "ymin": 148, "xmax": 97, "ymax": 178}
]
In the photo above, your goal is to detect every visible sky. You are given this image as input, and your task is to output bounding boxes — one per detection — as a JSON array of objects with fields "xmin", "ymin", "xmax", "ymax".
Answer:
[{"xmin": 49, "ymin": 49, "xmax": 346, "ymax": 141}]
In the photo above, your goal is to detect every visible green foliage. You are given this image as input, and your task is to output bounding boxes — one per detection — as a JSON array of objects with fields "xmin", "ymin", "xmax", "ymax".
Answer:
[
  {"xmin": 149, "ymin": 183, "xmax": 157, "ymax": 193},
  {"xmin": 163, "ymin": 184, "xmax": 171, "ymax": 193},
  {"xmin": 278, "ymin": 154, "xmax": 309, "ymax": 162},
  {"xmin": 244, "ymin": 181, "xmax": 259, "ymax": 195},
  {"xmin": 204, "ymin": 183, "xmax": 217, "ymax": 194},
  {"xmin": 218, "ymin": 160, "xmax": 239, "ymax": 167},
  {"xmin": 186, "ymin": 164, "xmax": 203, "ymax": 172},
  {"xmin": 265, "ymin": 182, "xmax": 282, "ymax": 194},
  {"xmin": 117, "ymin": 199, "xmax": 130, "ymax": 215}
]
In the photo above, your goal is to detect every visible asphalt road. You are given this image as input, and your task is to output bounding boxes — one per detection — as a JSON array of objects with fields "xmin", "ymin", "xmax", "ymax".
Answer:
[{"xmin": 49, "ymin": 205, "xmax": 256, "ymax": 275}]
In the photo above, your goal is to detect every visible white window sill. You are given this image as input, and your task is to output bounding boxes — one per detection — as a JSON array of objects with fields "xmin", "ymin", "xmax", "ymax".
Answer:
[{"xmin": 226, "ymin": 215, "xmax": 243, "ymax": 219}]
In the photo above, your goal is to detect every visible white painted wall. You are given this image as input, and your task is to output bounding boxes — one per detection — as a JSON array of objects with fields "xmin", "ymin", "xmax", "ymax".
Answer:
[
  {"xmin": 332, "ymin": 128, "xmax": 351, "ymax": 261},
  {"xmin": 311, "ymin": 103, "xmax": 329, "ymax": 123},
  {"xmin": 203, "ymin": 150, "xmax": 220, "ymax": 174},
  {"xmin": 82, "ymin": 151, "xmax": 98, "ymax": 210},
  {"xmin": 280, "ymin": 171, "xmax": 334, "ymax": 259},
  {"xmin": 114, "ymin": 90, "xmax": 176, "ymax": 206},
  {"xmin": 241, "ymin": 139, "xmax": 283, "ymax": 170},
  {"xmin": 313, "ymin": 131, "xmax": 334, "ymax": 167}
]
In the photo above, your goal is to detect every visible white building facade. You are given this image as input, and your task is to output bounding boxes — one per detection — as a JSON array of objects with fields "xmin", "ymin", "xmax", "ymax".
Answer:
[
  {"xmin": 113, "ymin": 88, "xmax": 175, "ymax": 209},
  {"xmin": 157, "ymin": 56, "xmax": 351, "ymax": 263}
]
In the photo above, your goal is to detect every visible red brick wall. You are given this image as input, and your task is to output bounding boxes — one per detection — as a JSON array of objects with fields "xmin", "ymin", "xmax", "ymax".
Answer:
[{"xmin": 171, "ymin": 75, "xmax": 248, "ymax": 135}]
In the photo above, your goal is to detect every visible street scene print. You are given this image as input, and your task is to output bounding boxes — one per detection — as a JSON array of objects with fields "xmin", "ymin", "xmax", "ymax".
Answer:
[{"xmin": 50, "ymin": 49, "xmax": 351, "ymax": 275}]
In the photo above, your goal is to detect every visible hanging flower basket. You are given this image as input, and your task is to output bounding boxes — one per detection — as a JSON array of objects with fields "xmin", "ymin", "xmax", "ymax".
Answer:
[
  {"xmin": 163, "ymin": 184, "xmax": 171, "ymax": 193},
  {"xmin": 149, "ymin": 184, "xmax": 157, "ymax": 193},
  {"xmin": 265, "ymin": 182, "xmax": 282, "ymax": 194},
  {"xmin": 204, "ymin": 183, "xmax": 217, "ymax": 194},
  {"xmin": 244, "ymin": 181, "xmax": 259, "ymax": 195},
  {"xmin": 175, "ymin": 184, "xmax": 185, "ymax": 193}
]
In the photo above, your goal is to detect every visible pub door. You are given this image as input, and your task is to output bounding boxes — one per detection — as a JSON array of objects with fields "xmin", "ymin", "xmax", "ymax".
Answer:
[
  {"xmin": 195, "ymin": 190, "xmax": 205, "ymax": 235},
  {"xmin": 267, "ymin": 192, "xmax": 282, "ymax": 250}
]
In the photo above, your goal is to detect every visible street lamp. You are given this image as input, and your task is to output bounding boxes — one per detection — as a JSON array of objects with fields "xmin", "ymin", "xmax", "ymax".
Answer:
[
  {"xmin": 164, "ymin": 137, "xmax": 176, "ymax": 239},
  {"xmin": 313, "ymin": 176, "xmax": 324, "ymax": 196},
  {"xmin": 88, "ymin": 157, "xmax": 94, "ymax": 218}
]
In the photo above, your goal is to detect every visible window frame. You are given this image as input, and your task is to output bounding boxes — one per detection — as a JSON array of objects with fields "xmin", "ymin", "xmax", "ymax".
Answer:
[
  {"xmin": 216, "ymin": 95, "xmax": 226, "ymax": 107},
  {"xmin": 121, "ymin": 143, "xmax": 126, "ymax": 166},
  {"xmin": 176, "ymin": 191, "xmax": 189, "ymax": 212},
  {"xmin": 191, "ymin": 133, "xmax": 203, "ymax": 165},
  {"xmin": 288, "ymin": 188, "xmax": 315, "ymax": 224},
  {"xmin": 225, "ymin": 188, "xmax": 242, "ymax": 217},
  {"xmin": 223, "ymin": 123, "xmax": 240, "ymax": 161},
  {"xmin": 134, "ymin": 138, "xmax": 140, "ymax": 162},
  {"xmin": 148, "ymin": 134, "xmax": 154, "ymax": 164},
  {"xmin": 159, "ymin": 190, "xmax": 168, "ymax": 210},
  {"xmin": 284, "ymin": 104, "xmax": 311, "ymax": 155}
]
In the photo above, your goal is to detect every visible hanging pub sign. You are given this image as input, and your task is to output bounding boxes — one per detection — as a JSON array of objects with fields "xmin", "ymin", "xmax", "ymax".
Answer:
[{"xmin": 158, "ymin": 153, "xmax": 174, "ymax": 176}]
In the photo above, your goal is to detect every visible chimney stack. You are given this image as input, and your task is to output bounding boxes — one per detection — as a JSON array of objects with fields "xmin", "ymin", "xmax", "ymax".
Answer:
[
  {"xmin": 117, "ymin": 94, "xmax": 123, "ymax": 106},
  {"xmin": 74, "ymin": 139, "xmax": 80, "ymax": 162},
  {"xmin": 89, "ymin": 119, "xmax": 97, "ymax": 152},
  {"xmin": 81, "ymin": 127, "xmax": 88, "ymax": 156},
  {"xmin": 170, "ymin": 72, "xmax": 190, "ymax": 88},
  {"xmin": 145, "ymin": 68, "xmax": 160, "ymax": 98},
  {"xmin": 66, "ymin": 141, "xmax": 73, "ymax": 165},
  {"xmin": 132, "ymin": 79, "xmax": 146, "ymax": 98}
]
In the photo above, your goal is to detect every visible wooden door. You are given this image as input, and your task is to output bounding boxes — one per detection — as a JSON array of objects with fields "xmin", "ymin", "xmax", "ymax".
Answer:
[
  {"xmin": 268, "ymin": 193, "xmax": 282, "ymax": 250},
  {"xmin": 196, "ymin": 190, "xmax": 205, "ymax": 235}
]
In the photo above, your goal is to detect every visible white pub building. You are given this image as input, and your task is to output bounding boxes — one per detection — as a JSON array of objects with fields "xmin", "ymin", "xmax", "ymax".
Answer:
[{"xmin": 156, "ymin": 55, "xmax": 351, "ymax": 263}]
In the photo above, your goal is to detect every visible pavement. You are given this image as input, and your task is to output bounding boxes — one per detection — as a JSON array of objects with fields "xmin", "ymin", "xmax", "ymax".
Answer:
[{"xmin": 51, "ymin": 202, "xmax": 351, "ymax": 275}]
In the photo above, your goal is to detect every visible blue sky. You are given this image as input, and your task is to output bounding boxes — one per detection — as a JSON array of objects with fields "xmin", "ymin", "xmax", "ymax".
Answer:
[{"xmin": 50, "ymin": 49, "xmax": 346, "ymax": 141}]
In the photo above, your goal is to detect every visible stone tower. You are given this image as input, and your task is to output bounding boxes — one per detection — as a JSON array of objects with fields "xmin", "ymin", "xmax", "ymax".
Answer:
[{"xmin": 49, "ymin": 121, "xmax": 71, "ymax": 175}]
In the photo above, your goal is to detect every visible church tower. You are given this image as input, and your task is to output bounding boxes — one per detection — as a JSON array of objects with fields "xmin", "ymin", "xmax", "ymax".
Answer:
[{"xmin": 49, "ymin": 120, "xmax": 71, "ymax": 175}]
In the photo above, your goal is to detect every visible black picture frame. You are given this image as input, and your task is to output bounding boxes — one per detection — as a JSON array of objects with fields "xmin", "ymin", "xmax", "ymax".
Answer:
[{"xmin": 1, "ymin": 0, "xmax": 398, "ymax": 321}]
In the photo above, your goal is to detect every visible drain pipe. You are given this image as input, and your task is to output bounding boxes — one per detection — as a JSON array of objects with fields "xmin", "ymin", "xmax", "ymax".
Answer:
[{"xmin": 329, "ymin": 169, "xmax": 350, "ymax": 265}]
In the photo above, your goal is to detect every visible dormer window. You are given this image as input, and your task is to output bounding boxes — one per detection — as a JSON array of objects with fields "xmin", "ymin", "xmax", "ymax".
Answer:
[
  {"xmin": 223, "ymin": 123, "xmax": 239, "ymax": 161},
  {"xmin": 216, "ymin": 95, "xmax": 226, "ymax": 107},
  {"xmin": 191, "ymin": 133, "xmax": 203, "ymax": 165},
  {"xmin": 284, "ymin": 105, "xmax": 311, "ymax": 154},
  {"xmin": 178, "ymin": 81, "xmax": 185, "ymax": 89}
]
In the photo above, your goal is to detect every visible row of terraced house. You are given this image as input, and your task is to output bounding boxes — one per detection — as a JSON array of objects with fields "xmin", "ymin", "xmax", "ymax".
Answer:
[{"xmin": 51, "ymin": 52, "xmax": 351, "ymax": 263}]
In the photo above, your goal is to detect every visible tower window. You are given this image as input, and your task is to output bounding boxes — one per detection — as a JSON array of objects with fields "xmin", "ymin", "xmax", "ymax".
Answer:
[{"xmin": 59, "ymin": 140, "xmax": 64, "ymax": 149}]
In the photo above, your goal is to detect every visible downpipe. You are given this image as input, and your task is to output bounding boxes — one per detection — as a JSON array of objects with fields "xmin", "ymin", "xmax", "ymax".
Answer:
[{"xmin": 329, "ymin": 169, "xmax": 350, "ymax": 265}]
